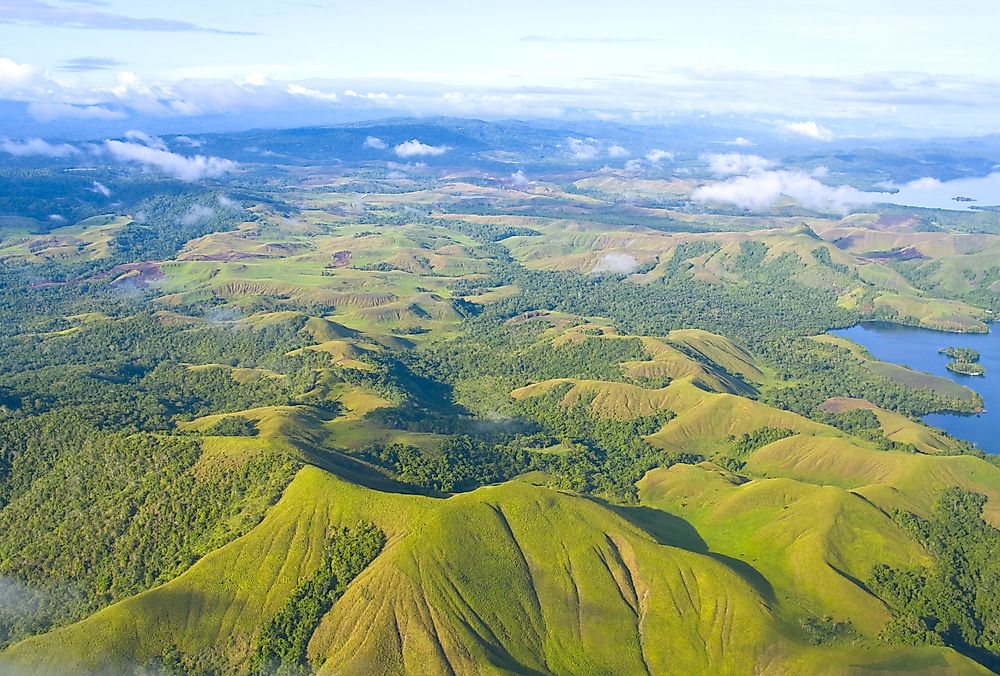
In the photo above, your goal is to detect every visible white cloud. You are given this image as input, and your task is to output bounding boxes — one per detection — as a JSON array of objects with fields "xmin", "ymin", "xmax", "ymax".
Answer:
[
  {"xmin": 593, "ymin": 252, "xmax": 638, "ymax": 274},
  {"xmin": 905, "ymin": 176, "xmax": 943, "ymax": 190},
  {"xmin": 0, "ymin": 138, "xmax": 78, "ymax": 158},
  {"xmin": 216, "ymin": 195, "xmax": 240, "ymax": 210},
  {"xmin": 90, "ymin": 180, "xmax": 111, "ymax": 197},
  {"xmin": 179, "ymin": 204, "xmax": 216, "ymax": 226},
  {"xmin": 704, "ymin": 153, "xmax": 776, "ymax": 176},
  {"xmin": 104, "ymin": 140, "xmax": 237, "ymax": 181},
  {"xmin": 692, "ymin": 170, "xmax": 872, "ymax": 213},
  {"xmin": 607, "ymin": 144, "xmax": 630, "ymax": 158},
  {"xmin": 364, "ymin": 135, "xmax": 388, "ymax": 149},
  {"xmin": 124, "ymin": 129, "xmax": 167, "ymax": 150},
  {"xmin": 508, "ymin": 169, "xmax": 531, "ymax": 189},
  {"xmin": 645, "ymin": 148, "xmax": 674, "ymax": 163},
  {"xmin": 566, "ymin": 137, "xmax": 600, "ymax": 160},
  {"xmin": 783, "ymin": 120, "xmax": 834, "ymax": 141},
  {"xmin": 345, "ymin": 89, "xmax": 391, "ymax": 100},
  {"xmin": 728, "ymin": 137, "xmax": 754, "ymax": 147},
  {"xmin": 393, "ymin": 139, "xmax": 449, "ymax": 158},
  {"xmin": 286, "ymin": 83, "xmax": 339, "ymax": 102},
  {"xmin": 0, "ymin": 57, "xmax": 47, "ymax": 92}
]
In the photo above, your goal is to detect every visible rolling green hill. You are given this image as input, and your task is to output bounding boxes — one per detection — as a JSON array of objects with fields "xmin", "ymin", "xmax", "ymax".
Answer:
[{"xmin": 2, "ymin": 468, "xmax": 988, "ymax": 675}]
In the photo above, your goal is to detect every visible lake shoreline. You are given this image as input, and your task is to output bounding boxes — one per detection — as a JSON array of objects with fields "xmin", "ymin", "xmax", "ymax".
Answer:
[{"xmin": 830, "ymin": 321, "xmax": 997, "ymax": 453}]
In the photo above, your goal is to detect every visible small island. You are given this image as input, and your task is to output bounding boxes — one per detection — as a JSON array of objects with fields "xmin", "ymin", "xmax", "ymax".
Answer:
[{"xmin": 940, "ymin": 346, "xmax": 986, "ymax": 376}]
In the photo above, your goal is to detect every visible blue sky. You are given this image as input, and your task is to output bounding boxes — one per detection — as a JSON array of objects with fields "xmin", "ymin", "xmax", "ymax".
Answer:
[{"xmin": 2, "ymin": 0, "xmax": 1000, "ymax": 136}]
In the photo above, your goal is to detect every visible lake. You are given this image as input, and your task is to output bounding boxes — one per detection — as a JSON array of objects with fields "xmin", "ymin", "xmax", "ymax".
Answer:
[
  {"xmin": 831, "ymin": 322, "xmax": 999, "ymax": 453},
  {"xmin": 864, "ymin": 172, "xmax": 1000, "ymax": 211}
]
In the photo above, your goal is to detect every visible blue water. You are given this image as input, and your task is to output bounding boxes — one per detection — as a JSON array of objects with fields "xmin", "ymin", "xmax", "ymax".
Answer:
[
  {"xmin": 831, "ymin": 322, "xmax": 999, "ymax": 453},
  {"xmin": 872, "ymin": 172, "xmax": 1000, "ymax": 211}
]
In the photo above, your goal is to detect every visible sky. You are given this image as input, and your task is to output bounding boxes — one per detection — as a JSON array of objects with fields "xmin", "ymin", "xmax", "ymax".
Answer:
[{"xmin": 2, "ymin": 0, "xmax": 1000, "ymax": 137}]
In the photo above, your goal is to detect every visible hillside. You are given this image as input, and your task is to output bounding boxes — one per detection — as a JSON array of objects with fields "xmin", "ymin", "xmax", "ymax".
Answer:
[{"xmin": 2, "ymin": 468, "xmax": 988, "ymax": 675}]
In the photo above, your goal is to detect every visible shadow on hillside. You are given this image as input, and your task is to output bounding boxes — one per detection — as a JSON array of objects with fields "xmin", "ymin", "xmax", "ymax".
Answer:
[
  {"xmin": 301, "ymin": 446, "xmax": 445, "ymax": 498},
  {"xmin": 592, "ymin": 498, "xmax": 776, "ymax": 603}
]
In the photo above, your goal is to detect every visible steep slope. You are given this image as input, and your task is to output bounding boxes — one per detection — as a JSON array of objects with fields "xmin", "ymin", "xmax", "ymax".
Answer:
[
  {"xmin": 745, "ymin": 435, "xmax": 1000, "ymax": 526},
  {"xmin": 2, "ymin": 467, "xmax": 984, "ymax": 674},
  {"xmin": 819, "ymin": 397, "xmax": 967, "ymax": 454},
  {"xmin": 512, "ymin": 376, "xmax": 833, "ymax": 454},
  {"xmin": 639, "ymin": 464, "xmax": 929, "ymax": 636}
]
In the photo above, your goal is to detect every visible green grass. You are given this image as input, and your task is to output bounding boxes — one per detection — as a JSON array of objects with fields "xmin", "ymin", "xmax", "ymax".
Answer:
[
  {"xmin": 639, "ymin": 464, "xmax": 929, "ymax": 636},
  {"xmin": 3, "ymin": 468, "xmax": 985, "ymax": 674}
]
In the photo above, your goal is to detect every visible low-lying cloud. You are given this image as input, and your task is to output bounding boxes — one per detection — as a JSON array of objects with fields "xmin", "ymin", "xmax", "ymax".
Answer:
[
  {"xmin": 645, "ymin": 148, "xmax": 674, "ymax": 163},
  {"xmin": 693, "ymin": 170, "xmax": 872, "ymax": 212},
  {"xmin": 286, "ymin": 84, "xmax": 339, "ymax": 102},
  {"xmin": 124, "ymin": 129, "xmax": 167, "ymax": 150},
  {"xmin": 566, "ymin": 137, "xmax": 600, "ymax": 160},
  {"xmin": 783, "ymin": 120, "xmax": 834, "ymax": 141},
  {"xmin": 104, "ymin": 140, "xmax": 237, "ymax": 181},
  {"xmin": 90, "ymin": 180, "xmax": 111, "ymax": 197},
  {"xmin": 364, "ymin": 135, "xmax": 388, "ymax": 149},
  {"xmin": 179, "ymin": 204, "xmax": 216, "ymax": 226},
  {"xmin": 508, "ymin": 169, "xmax": 532, "ymax": 190},
  {"xmin": 393, "ymin": 139, "xmax": 449, "ymax": 158},
  {"xmin": 27, "ymin": 102, "xmax": 126, "ymax": 121},
  {"xmin": 704, "ymin": 153, "xmax": 775, "ymax": 176},
  {"xmin": 1, "ymin": 137, "xmax": 78, "ymax": 158},
  {"xmin": 593, "ymin": 252, "xmax": 638, "ymax": 274},
  {"xmin": 216, "ymin": 195, "xmax": 241, "ymax": 210}
]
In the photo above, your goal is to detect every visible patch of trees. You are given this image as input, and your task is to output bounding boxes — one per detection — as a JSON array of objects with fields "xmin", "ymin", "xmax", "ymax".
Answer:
[
  {"xmin": 513, "ymin": 384, "xmax": 680, "ymax": 501},
  {"xmin": 0, "ymin": 413, "xmax": 298, "ymax": 648},
  {"xmin": 728, "ymin": 427, "xmax": 796, "ymax": 456},
  {"xmin": 415, "ymin": 320, "xmax": 647, "ymax": 399},
  {"xmin": 362, "ymin": 436, "xmax": 533, "ymax": 493},
  {"xmin": 464, "ymin": 253, "xmax": 857, "ymax": 350},
  {"xmin": 940, "ymin": 347, "xmax": 985, "ymax": 376},
  {"xmin": 204, "ymin": 415, "xmax": 259, "ymax": 437},
  {"xmin": 818, "ymin": 408, "xmax": 917, "ymax": 452},
  {"xmin": 869, "ymin": 488, "xmax": 1000, "ymax": 671},
  {"xmin": 247, "ymin": 524, "xmax": 385, "ymax": 675},
  {"xmin": 759, "ymin": 337, "xmax": 982, "ymax": 418}
]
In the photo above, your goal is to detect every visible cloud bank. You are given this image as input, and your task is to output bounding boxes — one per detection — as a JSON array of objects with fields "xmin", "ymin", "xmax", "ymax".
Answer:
[
  {"xmin": 593, "ymin": 252, "xmax": 639, "ymax": 274},
  {"xmin": 783, "ymin": 120, "xmax": 834, "ymax": 141},
  {"xmin": 645, "ymin": 149, "xmax": 674, "ymax": 163},
  {"xmin": 104, "ymin": 140, "xmax": 237, "ymax": 181},
  {"xmin": 704, "ymin": 153, "xmax": 775, "ymax": 176},
  {"xmin": 1, "ymin": 138, "xmax": 79, "ymax": 158},
  {"xmin": 693, "ymin": 169, "xmax": 872, "ymax": 212},
  {"xmin": 566, "ymin": 137, "xmax": 600, "ymax": 160},
  {"xmin": 90, "ymin": 180, "xmax": 111, "ymax": 197},
  {"xmin": 394, "ymin": 139, "xmax": 450, "ymax": 158},
  {"xmin": 508, "ymin": 169, "xmax": 532, "ymax": 190}
]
